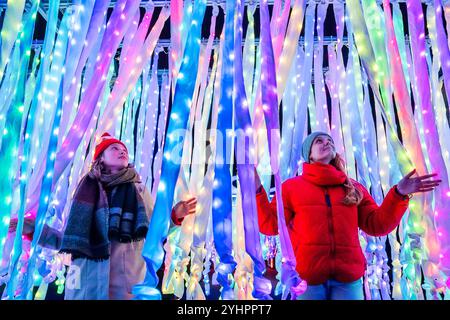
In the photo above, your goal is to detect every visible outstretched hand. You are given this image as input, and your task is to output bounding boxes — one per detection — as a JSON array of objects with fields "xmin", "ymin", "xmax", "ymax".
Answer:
[
  {"xmin": 397, "ymin": 169, "xmax": 442, "ymax": 196},
  {"xmin": 173, "ymin": 197, "xmax": 197, "ymax": 220}
]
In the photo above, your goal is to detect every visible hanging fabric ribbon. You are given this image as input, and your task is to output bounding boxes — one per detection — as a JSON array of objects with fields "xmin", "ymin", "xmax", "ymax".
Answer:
[
  {"xmin": 0, "ymin": 0, "xmax": 41, "ymax": 264},
  {"xmin": 0, "ymin": 0, "xmax": 26, "ymax": 79},
  {"xmin": 134, "ymin": 0, "xmax": 207, "ymax": 300},
  {"xmin": 19, "ymin": 6, "xmax": 73, "ymax": 298},
  {"xmin": 288, "ymin": 2, "xmax": 314, "ymax": 176},
  {"xmin": 0, "ymin": 0, "xmax": 41, "ymax": 296},
  {"xmin": 59, "ymin": 0, "xmax": 111, "ymax": 142},
  {"xmin": 52, "ymin": 0, "xmax": 140, "ymax": 184},
  {"xmin": 211, "ymin": 0, "xmax": 237, "ymax": 300},
  {"xmin": 408, "ymin": 0, "xmax": 450, "ymax": 292},
  {"xmin": 259, "ymin": 0, "xmax": 306, "ymax": 300},
  {"xmin": 234, "ymin": 0, "xmax": 272, "ymax": 300}
]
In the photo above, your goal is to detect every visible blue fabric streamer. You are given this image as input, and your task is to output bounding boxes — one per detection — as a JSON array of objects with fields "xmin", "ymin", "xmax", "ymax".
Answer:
[{"xmin": 133, "ymin": 0, "xmax": 207, "ymax": 300}]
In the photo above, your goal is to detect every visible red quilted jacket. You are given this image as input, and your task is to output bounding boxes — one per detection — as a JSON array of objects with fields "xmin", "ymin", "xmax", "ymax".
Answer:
[{"xmin": 256, "ymin": 162, "xmax": 410, "ymax": 285}]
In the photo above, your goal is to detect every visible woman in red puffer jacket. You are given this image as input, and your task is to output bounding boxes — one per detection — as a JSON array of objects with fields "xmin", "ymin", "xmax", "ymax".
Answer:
[{"xmin": 255, "ymin": 131, "xmax": 441, "ymax": 300}]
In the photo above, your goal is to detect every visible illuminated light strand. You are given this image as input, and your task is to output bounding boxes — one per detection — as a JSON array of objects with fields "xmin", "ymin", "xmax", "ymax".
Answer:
[
  {"xmin": 133, "ymin": 54, "xmax": 154, "ymax": 173},
  {"xmin": 140, "ymin": 48, "xmax": 163, "ymax": 181},
  {"xmin": 333, "ymin": 1, "xmax": 356, "ymax": 180},
  {"xmin": 243, "ymin": 3, "xmax": 256, "ymax": 105},
  {"xmin": 109, "ymin": 5, "xmax": 155, "ymax": 112},
  {"xmin": 169, "ymin": 0, "xmax": 183, "ymax": 93},
  {"xmin": 347, "ymin": 0, "xmax": 407, "ymax": 164},
  {"xmin": 151, "ymin": 72, "xmax": 171, "ymax": 199},
  {"xmin": 52, "ymin": 0, "xmax": 141, "ymax": 186},
  {"xmin": 253, "ymin": 0, "xmax": 299, "ymax": 193},
  {"xmin": 61, "ymin": 1, "xmax": 95, "ymax": 117},
  {"xmin": 0, "ymin": 0, "xmax": 26, "ymax": 79},
  {"xmin": 259, "ymin": 0, "xmax": 305, "ymax": 300},
  {"xmin": 275, "ymin": 0, "xmax": 306, "ymax": 104},
  {"xmin": 165, "ymin": 42, "xmax": 206, "ymax": 297},
  {"xmin": 233, "ymin": 0, "xmax": 272, "ymax": 300},
  {"xmin": 344, "ymin": 7, "xmax": 371, "ymax": 191},
  {"xmin": 186, "ymin": 47, "xmax": 220, "ymax": 300},
  {"xmin": 170, "ymin": 0, "xmax": 194, "ymax": 96},
  {"xmin": 360, "ymin": 0, "xmax": 396, "ymax": 131},
  {"xmin": 165, "ymin": 24, "xmax": 215, "ymax": 298},
  {"xmin": 59, "ymin": 0, "xmax": 110, "ymax": 143},
  {"xmin": 9, "ymin": 0, "xmax": 63, "ymax": 250},
  {"xmin": 326, "ymin": 46, "xmax": 346, "ymax": 160},
  {"xmin": 98, "ymin": 6, "xmax": 169, "ymax": 135},
  {"xmin": 388, "ymin": 0, "xmax": 437, "ymax": 300},
  {"xmin": 402, "ymin": 21, "xmax": 432, "ymax": 300},
  {"xmin": 311, "ymin": 1, "xmax": 328, "ymax": 133},
  {"xmin": 287, "ymin": 3, "xmax": 315, "ymax": 177},
  {"xmin": 427, "ymin": 4, "xmax": 450, "ymax": 186},
  {"xmin": 0, "ymin": 0, "xmax": 41, "ymax": 298},
  {"xmin": 210, "ymin": 0, "xmax": 237, "ymax": 300},
  {"xmin": 348, "ymin": 16, "xmax": 389, "ymax": 299},
  {"xmin": 181, "ymin": 6, "xmax": 219, "ymax": 300},
  {"xmin": 408, "ymin": 0, "xmax": 450, "ymax": 297},
  {"xmin": 134, "ymin": 0, "xmax": 207, "ymax": 300},
  {"xmin": 0, "ymin": 0, "xmax": 41, "ymax": 266},
  {"xmin": 279, "ymin": 43, "xmax": 301, "ymax": 182},
  {"xmin": 425, "ymin": 2, "xmax": 450, "ymax": 298},
  {"xmin": 19, "ymin": 7, "xmax": 72, "ymax": 299},
  {"xmin": 199, "ymin": 36, "xmax": 225, "ymax": 298}
]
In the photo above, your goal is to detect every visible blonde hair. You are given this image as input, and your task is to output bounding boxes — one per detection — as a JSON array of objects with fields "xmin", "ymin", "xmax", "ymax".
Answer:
[{"xmin": 330, "ymin": 153, "xmax": 363, "ymax": 206}]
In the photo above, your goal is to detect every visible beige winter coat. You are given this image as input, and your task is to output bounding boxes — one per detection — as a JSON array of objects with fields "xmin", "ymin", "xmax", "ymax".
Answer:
[{"xmin": 63, "ymin": 182, "xmax": 156, "ymax": 300}]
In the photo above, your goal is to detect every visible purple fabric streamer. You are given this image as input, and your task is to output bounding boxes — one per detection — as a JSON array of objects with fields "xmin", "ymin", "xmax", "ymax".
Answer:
[
  {"xmin": 234, "ymin": 0, "xmax": 272, "ymax": 300},
  {"xmin": 433, "ymin": 0, "xmax": 450, "ymax": 117},
  {"xmin": 59, "ymin": 0, "xmax": 111, "ymax": 143},
  {"xmin": 259, "ymin": 0, "xmax": 306, "ymax": 300},
  {"xmin": 52, "ymin": 0, "xmax": 140, "ymax": 185},
  {"xmin": 408, "ymin": 0, "xmax": 450, "ymax": 274},
  {"xmin": 289, "ymin": 3, "xmax": 315, "ymax": 175}
]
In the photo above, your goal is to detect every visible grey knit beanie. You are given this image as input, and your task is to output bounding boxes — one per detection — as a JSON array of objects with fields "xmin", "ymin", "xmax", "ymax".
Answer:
[{"xmin": 301, "ymin": 131, "xmax": 334, "ymax": 163}]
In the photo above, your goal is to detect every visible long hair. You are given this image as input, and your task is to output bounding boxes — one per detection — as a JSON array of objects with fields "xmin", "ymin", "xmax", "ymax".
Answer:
[
  {"xmin": 330, "ymin": 153, "xmax": 363, "ymax": 206},
  {"xmin": 90, "ymin": 156, "xmax": 105, "ymax": 179}
]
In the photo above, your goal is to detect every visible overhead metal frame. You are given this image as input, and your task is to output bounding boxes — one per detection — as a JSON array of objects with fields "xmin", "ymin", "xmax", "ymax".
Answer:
[{"xmin": 0, "ymin": 0, "xmax": 439, "ymax": 11}]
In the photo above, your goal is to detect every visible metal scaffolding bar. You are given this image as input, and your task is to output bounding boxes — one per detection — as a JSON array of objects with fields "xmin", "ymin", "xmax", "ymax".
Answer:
[
  {"xmin": 0, "ymin": 0, "xmax": 440, "ymax": 10},
  {"xmin": 30, "ymin": 35, "xmax": 430, "ymax": 49}
]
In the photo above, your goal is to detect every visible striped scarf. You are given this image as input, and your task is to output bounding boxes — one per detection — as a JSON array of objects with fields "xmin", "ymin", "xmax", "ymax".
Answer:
[{"xmin": 60, "ymin": 165, "xmax": 148, "ymax": 260}]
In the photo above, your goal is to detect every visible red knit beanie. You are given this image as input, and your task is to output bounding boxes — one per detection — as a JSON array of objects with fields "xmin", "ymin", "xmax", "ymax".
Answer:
[{"xmin": 93, "ymin": 133, "xmax": 128, "ymax": 161}]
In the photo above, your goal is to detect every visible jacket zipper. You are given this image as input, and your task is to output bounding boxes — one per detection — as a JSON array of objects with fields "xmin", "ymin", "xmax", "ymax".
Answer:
[{"xmin": 324, "ymin": 187, "xmax": 335, "ymax": 278}]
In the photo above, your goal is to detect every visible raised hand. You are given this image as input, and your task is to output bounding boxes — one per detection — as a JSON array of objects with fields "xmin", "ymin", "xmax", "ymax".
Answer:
[
  {"xmin": 397, "ymin": 169, "xmax": 442, "ymax": 196},
  {"xmin": 173, "ymin": 197, "xmax": 197, "ymax": 220}
]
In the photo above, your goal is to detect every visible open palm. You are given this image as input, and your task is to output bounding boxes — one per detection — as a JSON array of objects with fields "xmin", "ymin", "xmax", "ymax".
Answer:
[
  {"xmin": 173, "ymin": 197, "xmax": 197, "ymax": 220},
  {"xmin": 397, "ymin": 169, "xmax": 441, "ymax": 196}
]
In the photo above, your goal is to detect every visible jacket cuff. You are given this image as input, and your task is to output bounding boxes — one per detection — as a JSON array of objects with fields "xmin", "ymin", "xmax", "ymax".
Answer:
[
  {"xmin": 393, "ymin": 185, "xmax": 412, "ymax": 201},
  {"xmin": 171, "ymin": 208, "xmax": 184, "ymax": 226},
  {"xmin": 38, "ymin": 224, "xmax": 63, "ymax": 250}
]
